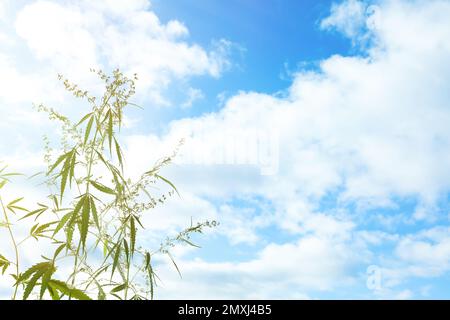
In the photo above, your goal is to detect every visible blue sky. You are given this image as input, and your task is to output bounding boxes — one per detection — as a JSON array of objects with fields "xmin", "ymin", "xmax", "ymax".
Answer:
[
  {"xmin": 148, "ymin": 0, "xmax": 353, "ymax": 124},
  {"xmin": 1, "ymin": 0, "xmax": 450, "ymax": 299}
]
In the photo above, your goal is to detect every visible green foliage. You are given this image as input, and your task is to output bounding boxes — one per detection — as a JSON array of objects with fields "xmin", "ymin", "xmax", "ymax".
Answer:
[
  {"xmin": 17, "ymin": 261, "xmax": 56, "ymax": 300},
  {"xmin": 0, "ymin": 69, "xmax": 218, "ymax": 300},
  {"xmin": 47, "ymin": 279, "xmax": 92, "ymax": 300},
  {"xmin": 0, "ymin": 254, "xmax": 10, "ymax": 275}
]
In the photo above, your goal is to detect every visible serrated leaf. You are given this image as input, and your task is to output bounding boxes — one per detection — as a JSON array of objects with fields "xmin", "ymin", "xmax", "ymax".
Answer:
[
  {"xmin": 123, "ymin": 239, "xmax": 129, "ymax": 264},
  {"xmin": 47, "ymin": 286, "xmax": 60, "ymax": 300},
  {"xmin": 7, "ymin": 205, "xmax": 29, "ymax": 214},
  {"xmin": 48, "ymin": 152, "xmax": 68, "ymax": 174},
  {"xmin": 111, "ymin": 283, "xmax": 127, "ymax": 293},
  {"xmin": 53, "ymin": 243, "xmax": 66, "ymax": 260},
  {"xmin": 49, "ymin": 195, "xmax": 59, "ymax": 211},
  {"xmin": 111, "ymin": 243, "xmax": 121, "ymax": 278},
  {"xmin": 19, "ymin": 207, "xmax": 47, "ymax": 221},
  {"xmin": 18, "ymin": 261, "xmax": 55, "ymax": 300},
  {"xmin": 73, "ymin": 195, "xmax": 85, "ymax": 215},
  {"xmin": 18, "ymin": 262, "xmax": 53, "ymax": 282},
  {"xmin": 8, "ymin": 197, "xmax": 24, "ymax": 206},
  {"xmin": 32, "ymin": 221, "xmax": 58, "ymax": 238},
  {"xmin": 7, "ymin": 197, "xmax": 28, "ymax": 214},
  {"xmin": 108, "ymin": 110, "xmax": 113, "ymax": 154},
  {"xmin": 130, "ymin": 216, "xmax": 136, "ymax": 255},
  {"xmin": 90, "ymin": 180, "xmax": 116, "ymax": 195},
  {"xmin": 23, "ymin": 269, "xmax": 45, "ymax": 300},
  {"xmin": 90, "ymin": 197, "xmax": 100, "ymax": 230},
  {"xmin": 145, "ymin": 252, "xmax": 154, "ymax": 300},
  {"xmin": 39, "ymin": 268, "xmax": 53, "ymax": 299},
  {"xmin": 114, "ymin": 136, "xmax": 123, "ymax": 170},
  {"xmin": 66, "ymin": 223, "xmax": 74, "ymax": 247},
  {"xmin": 48, "ymin": 279, "xmax": 92, "ymax": 300},
  {"xmin": 30, "ymin": 223, "xmax": 39, "ymax": 239},
  {"xmin": 0, "ymin": 254, "xmax": 10, "ymax": 275},
  {"xmin": 69, "ymin": 151, "xmax": 76, "ymax": 188},
  {"xmin": 52, "ymin": 211, "xmax": 72, "ymax": 237},
  {"xmin": 84, "ymin": 115, "xmax": 94, "ymax": 145},
  {"xmin": 80, "ymin": 195, "xmax": 90, "ymax": 249},
  {"xmin": 103, "ymin": 241, "xmax": 108, "ymax": 258},
  {"xmin": 75, "ymin": 112, "xmax": 93, "ymax": 127},
  {"xmin": 60, "ymin": 151, "xmax": 73, "ymax": 201}
]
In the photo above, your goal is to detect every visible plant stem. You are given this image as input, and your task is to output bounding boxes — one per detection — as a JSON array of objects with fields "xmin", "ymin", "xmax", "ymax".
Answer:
[
  {"xmin": 0, "ymin": 196, "xmax": 20, "ymax": 299},
  {"xmin": 70, "ymin": 83, "xmax": 118, "ymax": 297},
  {"xmin": 69, "ymin": 129, "xmax": 99, "ymax": 297},
  {"xmin": 124, "ymin": 257, "xmax": 130, "ymax": 300}
]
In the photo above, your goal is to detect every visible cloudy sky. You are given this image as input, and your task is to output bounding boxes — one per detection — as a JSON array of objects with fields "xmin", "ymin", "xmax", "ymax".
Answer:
[{"xmin": 1, "ymin": 0, "xmax": 450, "ymax": 299}]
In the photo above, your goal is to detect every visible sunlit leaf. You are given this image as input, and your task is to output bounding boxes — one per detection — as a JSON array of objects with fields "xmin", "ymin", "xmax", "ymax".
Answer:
[
  {"xmin": 48, "ymin": 279, "xmax": 92, "ymax": 300},
  {"xmin": 114, "ymin": 137, "xmax": 123, "ymax": 171},
  {"xmin": 80, "ymin": 195, "xmax": 90, "ymax": 249},
  {"xmin": 75, "ymin": 112, "xmax": 93, "ymax": 127},
  {"xmin": 90, "ymin": 180, "xmax": 116, "ymax": 195},
  {"xmin": 130, "ymin": 216, "xmax": 136, "ymax": 255},
  {"xmin": 84, "ymin": 115, "xmax": 94, "ymax": 145},
  {"xmin": 111, "ymin": 243, "xmax": 121, "ymax": 278},
  {"xmin": 111, "ymin": 283, "xmax": 127, "ymax": 293},
  {"xmin": 155, "ymin": 174, "xmax": 180, "ymax": 197},
  {"xmin": 52, "ymin": 211, "xmax": 72, "ymax": 237},
  {"xmin": 108, "ymin": 110, "xmax": 113, "ymax": 154},
  {"xmin": 90, "ymin": 197, "xmax": 100, "ymax": 230}
]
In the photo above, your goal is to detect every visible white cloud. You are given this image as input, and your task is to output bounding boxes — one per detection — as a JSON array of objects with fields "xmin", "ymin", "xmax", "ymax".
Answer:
[
  {"xmin": 1, "ymin": 0, "xmax": 450, "ymax": 299},
  {"xmin": 0, "ymin": 0, "xmax": 235, "ymax": 164},
  {"xmin": 9, "ymin": 0, "xmax": 232, "ymax": 106},
  {"xmin": 0, "ymin": 53, "xmax": 57, "ymax": 104},
  {"xmin": 165, "ymin": 20, "xmax": 189, "ymax": 38},
  {"xmin": 15, "ymin": 1, "xmax": 98, "ymax": 69},
  {"xmin": 320, "ymin": 0, "xmax": 368, "ymax": 39},
  {"xmin": 172, "ymin": 0, "xmax": 450, "ymax": 211},
  {"xmin": 181, "ymin": 87, "xmax": 204, "ymax": 108},
  {"xmin": 156, "ymin": 232, "xmax": 365, "ymax": 299},
  {"xmin": 82, "ymin": 0, "xmax": 150, "ymax": 16},
  {"xmin": 395, "ymin": 227, "xmax": 450, "ymax": 276},
  {"xmin": 121, "ymin": 0, "xmax": 450, "ymax": 297}
]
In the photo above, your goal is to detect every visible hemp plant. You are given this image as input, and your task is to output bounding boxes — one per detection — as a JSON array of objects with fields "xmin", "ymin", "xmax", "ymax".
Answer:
[{"xmin": 0, "ymin": 69, "xmax": 217, "ymax": 300}]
